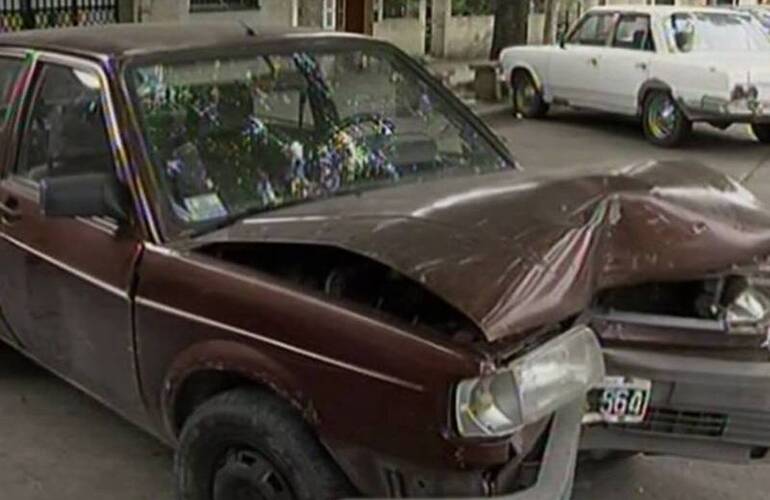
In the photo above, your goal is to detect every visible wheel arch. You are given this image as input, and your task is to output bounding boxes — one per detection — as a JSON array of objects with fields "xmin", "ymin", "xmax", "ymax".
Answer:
[
  {"xmin": 509, "ymin": 63, "xmax": 544, "ymax": 93},
  {"xmin": 162, "ymin": 339, "xmax": 311, "ymax": 439},
  {"xmin": 637, "ymin": 79, "xmax": 674, "ymax": 116}
]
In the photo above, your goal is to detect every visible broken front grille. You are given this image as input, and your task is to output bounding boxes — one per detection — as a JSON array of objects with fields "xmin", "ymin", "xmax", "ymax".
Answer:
[{"xmin": 621, "ymin": 407, "xmax": 728, "ymax": 438}]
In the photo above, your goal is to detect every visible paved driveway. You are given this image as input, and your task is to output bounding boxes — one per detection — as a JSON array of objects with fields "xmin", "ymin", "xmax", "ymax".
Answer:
[{"xmin": 2, "ymin": 107, "xmax": 770, "ymax": 500}]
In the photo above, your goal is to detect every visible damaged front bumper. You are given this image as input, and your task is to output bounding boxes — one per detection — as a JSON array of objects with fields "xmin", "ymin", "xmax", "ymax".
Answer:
[
  {"xmin": 582, "ymin": 347, "xmax": 770, "ymax": 463},
  {"xmin": 353, "ymin": 399, "xmax": 585, "ymax": 500}
]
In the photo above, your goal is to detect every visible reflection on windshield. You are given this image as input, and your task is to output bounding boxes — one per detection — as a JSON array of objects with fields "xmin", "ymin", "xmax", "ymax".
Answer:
[
  {"xmin": 131, "ymin": 50, "xmax": 510, "ymax": 227},
  {"xmin": 669, "ymin": 12, "xmax": 770, "ymax": 52}
]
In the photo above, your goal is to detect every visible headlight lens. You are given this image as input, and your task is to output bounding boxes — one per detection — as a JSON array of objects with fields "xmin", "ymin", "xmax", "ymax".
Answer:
[
  {"xmin": 455, "ymin": 325, "xmax": 604, "ymax": 438},
  {"xmin": 726, "ymin": 286, "xmax": 770, "ymax": 334}
]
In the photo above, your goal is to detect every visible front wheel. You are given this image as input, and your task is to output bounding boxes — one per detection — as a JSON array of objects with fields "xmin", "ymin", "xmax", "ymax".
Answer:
[
  {"xmin": 175, "ymin": 388, "xmax": 353, "ymax": 500},
  {"xmin": 752, "ymin": 123, "xmax": 770, "ymax": 143},
  {"xmin": 641, "ymin": 91, "xmax": 692, "ymax": 147},
  {"xmin": 512, "ymin": 71, "xmax": 549, "ymax": 119}
]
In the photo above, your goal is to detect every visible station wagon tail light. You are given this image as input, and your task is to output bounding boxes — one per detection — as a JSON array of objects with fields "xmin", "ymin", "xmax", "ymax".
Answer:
[{"xmin": 454, "ymin": 326, "xmax": 604, "ymax": 438}]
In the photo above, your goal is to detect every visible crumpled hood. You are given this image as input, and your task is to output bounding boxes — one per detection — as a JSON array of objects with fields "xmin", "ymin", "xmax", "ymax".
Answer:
[{"xmin": 192, "ymin": 161, "xmax": 770, "ymax": 342}]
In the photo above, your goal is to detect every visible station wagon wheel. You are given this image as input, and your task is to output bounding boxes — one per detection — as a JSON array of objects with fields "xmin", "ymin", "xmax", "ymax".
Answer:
[
  {"xmin": 642, "ymin": 91, "xmax": 692, "ymax": 147},
  {"xmin": 512, "ymin": 71, "xmax": 549, "ymax": 119},
  {"xmin": 176, "ymin": 388, "xmax": 353, "ymax": 500}
]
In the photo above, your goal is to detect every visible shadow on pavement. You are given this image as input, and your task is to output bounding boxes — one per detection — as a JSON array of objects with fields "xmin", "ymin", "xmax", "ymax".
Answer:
[{"xmin": 488, "ymin": 107, "xmax": 765, "ymax": 154}]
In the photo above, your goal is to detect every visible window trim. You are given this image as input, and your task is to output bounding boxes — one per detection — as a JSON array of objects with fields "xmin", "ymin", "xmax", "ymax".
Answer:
[
  {"xmin": 0, "ymin": 53, "xmax": 27, "ymax": 130},
  {"xmin": 7, "ymin": 50, "xmax": 160, "ymax": 243},
  {"xmin": 0, "ymin": 49, "xmax": 30, "ymax": 181},
  {"xmin": 567, "ymin": 12, "xmax": 618, "ymax": 47},
  {"xmin": 13, "ymin": 62, "xmax": 114, "ymax": 184},
  {"xmin": 611, "ymin": 13, "xmax": 656, "ymax": 52}
]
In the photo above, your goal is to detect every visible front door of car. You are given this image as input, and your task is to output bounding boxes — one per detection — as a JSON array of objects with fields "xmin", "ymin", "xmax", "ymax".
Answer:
[
  {"xmin": 0, "ymin": 56, "xmax": 148, "ymax": 423},
  {"xmin": 548, "ymin": 11, "xmax": 616, "ymax": 109},
  {"xmin": 0, "ymin": 52, "xmax": 28, "ymax": 346},
  {"xmin": 599, "ymin": 13, "xmax": 655, "ymax": 115}
]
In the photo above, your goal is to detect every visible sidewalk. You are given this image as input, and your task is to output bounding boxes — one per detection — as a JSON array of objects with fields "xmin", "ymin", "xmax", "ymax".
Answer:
[{"xmin": 423, "ymin": 56, "xmax": 507, "ymax": 108}]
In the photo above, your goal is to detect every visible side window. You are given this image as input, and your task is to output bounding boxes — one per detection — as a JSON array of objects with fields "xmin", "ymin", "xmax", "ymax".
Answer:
[
  {"xmin": 613, "ymin": 14, "xmax": 655, "ymax": 51},
  {"xmin": 16, "ymin": 63, "xmax": 113, "ymax": 183},
  {"xmin": 569, "ymin": 13, "xmax": 616, "ymax": 46},
  {"xmin": 0, "ymin": 57, "xmax": 24, "ymax": 129}
]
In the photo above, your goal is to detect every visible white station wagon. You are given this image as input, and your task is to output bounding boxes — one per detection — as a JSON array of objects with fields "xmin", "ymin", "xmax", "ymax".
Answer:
[{"xmin": 500, "ymin": 6, "xmax": 770, "ymax": 146}]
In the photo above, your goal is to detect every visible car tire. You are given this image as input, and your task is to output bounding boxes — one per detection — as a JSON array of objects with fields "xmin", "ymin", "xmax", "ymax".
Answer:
[
  {"xmin": 175, "ymin": 387, "xmax": 354, "ymax": 500},
  {"xmin": 752, "ymin": 123, "xmax": 770, "ymax": 143},
  {"xmin": 642, "ymin": 91, "xmax": 692, "ymax": 147},
  {"xmin": 512, "ymin": 71, "xmax": 549, "ymax": 119}
]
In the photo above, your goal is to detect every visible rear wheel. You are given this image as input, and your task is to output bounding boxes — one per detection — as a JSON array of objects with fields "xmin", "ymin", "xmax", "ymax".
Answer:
[
  {"xmin": 642, "ymin": 91, "xmax": 692, "ymax": 147},
  {"xmin": 752, "ymin": 123, "xmax": 770, "ymax": 143},
  {"xmin": 512, "ymin": 71, "xmax": 549, "ymax": 118},
  {"xmin": 175, "ymin": 388, "xmax": 353, "ymax": 500}
]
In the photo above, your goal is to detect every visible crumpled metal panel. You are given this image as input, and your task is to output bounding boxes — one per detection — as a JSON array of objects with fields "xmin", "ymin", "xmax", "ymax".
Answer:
[{"xmin": 192, "ymin": 160, "xmax": 770, "ymax": 342}]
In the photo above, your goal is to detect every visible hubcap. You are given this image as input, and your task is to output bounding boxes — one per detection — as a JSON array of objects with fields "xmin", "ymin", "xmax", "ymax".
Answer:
[
  {"xmin": 515, "ymin": 78, "xmax": 537, "ymax": 112},
  {"xmin": 647, "ymin": 95, "xmax": 677, "ymax": 140},
  {"xmin": 213, "ymin": 449, "xmax": 295, "ymax": 500}
]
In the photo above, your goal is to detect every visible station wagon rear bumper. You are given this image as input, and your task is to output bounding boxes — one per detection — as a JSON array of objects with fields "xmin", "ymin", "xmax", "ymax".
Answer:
[
  {"xmin": 680, "ymin": 95, "xmax": 770, "ymax": 123},
  {"xmin": 581, "ymin": 348, "xmax": 770, "ymax": 463}
]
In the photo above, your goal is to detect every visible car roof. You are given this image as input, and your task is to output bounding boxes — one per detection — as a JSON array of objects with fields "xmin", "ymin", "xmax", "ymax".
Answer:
[
  {"xmin": 0, "ymin": 22, "xmax": 371, "ymax": 60},
  {"xmin": 589, "ymin": 5, "xmax": 743, "ymax": 16}
]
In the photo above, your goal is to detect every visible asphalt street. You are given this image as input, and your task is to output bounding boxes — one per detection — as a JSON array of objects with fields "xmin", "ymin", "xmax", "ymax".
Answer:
[{"xmin": 2, "ymin": 107, "xmax": 770, "ymax": 499}]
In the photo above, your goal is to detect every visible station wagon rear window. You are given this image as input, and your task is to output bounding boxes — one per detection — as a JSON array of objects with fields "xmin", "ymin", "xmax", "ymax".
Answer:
[
  {"xmin": 669, "ymin": 12, "xmax": 770, "ymax": 52},
  {"xmin": 129, "ymin": 49, "xmax": 511, "ymax": 227}
]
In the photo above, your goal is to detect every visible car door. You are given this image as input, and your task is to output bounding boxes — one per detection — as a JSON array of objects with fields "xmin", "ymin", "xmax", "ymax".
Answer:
[
  {"xmin": 599, "ymin": 13, "xmax": 655, "ymax": 115},
  {"xmin": 0, "ymin": 51, "xmax": 28, "ymax": 347},
  {"xmin": 548, "ymin": 11, "xmax": 616, "ymax": 109},
  {"xmin": 0, "ymin": 54, "xmax": 148, "ymax": 424}
]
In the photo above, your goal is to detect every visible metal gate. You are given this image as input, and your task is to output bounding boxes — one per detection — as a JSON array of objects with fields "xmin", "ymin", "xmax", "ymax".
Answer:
[{"xmin": 0, "ymin": 0, "xmax": 119, "ymax": 32}]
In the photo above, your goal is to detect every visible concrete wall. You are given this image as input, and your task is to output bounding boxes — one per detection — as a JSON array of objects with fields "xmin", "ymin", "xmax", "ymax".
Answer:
[
  {"xmin": 442, "ymin": 15, "xmax": 493, "ymax": 59},
  {"xmin": 189, "ymin": 1, "xmax": 297, "ymax": 29},
  {"xmin": 298, "ymin": 0, "xmax": 324, "ymax": 28},
  {"xmin": 140, "ymin": 0, "xmax": 298, "ymax": 27},
  {"xmin": 139, "ymin": 0, "xmax": 187, "ymax": 22},
  {"xmin": 373, "ymin": 18, "xmax": 425, "ymax": 54}
]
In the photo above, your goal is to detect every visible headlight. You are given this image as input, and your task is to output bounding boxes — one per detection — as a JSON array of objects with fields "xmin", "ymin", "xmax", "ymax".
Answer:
[
  {"xmin": 726, "ymin": 285, "xmax": 770, "ymax": 334},
  {"xmin": 455, "ymin": 326, "xmax": 604, "ymax": 438}
]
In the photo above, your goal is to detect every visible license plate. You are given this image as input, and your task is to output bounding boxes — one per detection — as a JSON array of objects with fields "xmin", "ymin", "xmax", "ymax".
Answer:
[{"xmin": 584, "ymin": 377, "xmax": 652, "ymax": 425}]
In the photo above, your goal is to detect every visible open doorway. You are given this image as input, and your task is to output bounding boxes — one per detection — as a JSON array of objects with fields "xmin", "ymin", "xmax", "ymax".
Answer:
[{"xmin": 344, "ymin": 0, "xmax": 368, "ymax": 34}]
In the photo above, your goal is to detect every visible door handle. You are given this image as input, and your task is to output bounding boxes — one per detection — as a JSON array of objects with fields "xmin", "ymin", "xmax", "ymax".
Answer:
[
  {"xmin": 589, "ymin": 57, "xmax": 599, "ymax": 67},
  {"xmin": 635, "ymin": 62, "xmax": 648, "ymax": 71},
  {"xmin": 0, "ymin": 197, "xmax": 21, "ymax": 225}
]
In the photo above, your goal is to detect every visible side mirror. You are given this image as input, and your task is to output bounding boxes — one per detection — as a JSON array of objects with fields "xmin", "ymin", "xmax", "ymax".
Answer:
[
  {"xmin": 40, "ymin": 173, "xmax": 129, "ymax": 221},
  {"xmin": 558, "ymin": 33, "xmax": 567, "ymax": 49}
]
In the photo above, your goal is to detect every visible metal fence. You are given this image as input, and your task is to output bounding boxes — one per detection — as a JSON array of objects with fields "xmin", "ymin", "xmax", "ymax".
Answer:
[{"xmin": 0, "ymin": 0, "xmax": 119, "ymax": 32}]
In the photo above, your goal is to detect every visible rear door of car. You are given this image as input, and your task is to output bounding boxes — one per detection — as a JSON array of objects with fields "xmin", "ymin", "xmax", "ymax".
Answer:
[
  {"xmin": 548, "ymin": 11, "xmax": 616, "ymax": 108},
  {"xmin": 599, "ymin": 13, "xmax": 655, "ymax": 115},
  {"xmin": 0, "ymin": 51, "xmax": 148, "ymax": 423}
]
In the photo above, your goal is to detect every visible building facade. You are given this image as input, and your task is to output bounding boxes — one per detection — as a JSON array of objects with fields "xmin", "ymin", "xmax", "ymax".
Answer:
[{"xmin": 136, "ymin": 0, "xmax": 494, "ymax": 59}]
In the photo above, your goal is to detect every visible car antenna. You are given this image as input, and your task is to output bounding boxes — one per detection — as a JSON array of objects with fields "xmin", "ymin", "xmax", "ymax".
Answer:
[{"xmin": 239, "ymin": 20, "xmax": 256, "ymax": 37}]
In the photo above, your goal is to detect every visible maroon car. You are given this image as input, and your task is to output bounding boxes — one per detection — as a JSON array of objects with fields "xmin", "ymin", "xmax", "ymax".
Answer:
[{"xmin": 0, "ymin": 23, "xmax": 769, "ymax": 500}]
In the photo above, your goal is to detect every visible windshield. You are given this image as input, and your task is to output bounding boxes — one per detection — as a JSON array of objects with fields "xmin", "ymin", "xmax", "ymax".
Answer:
[
  {"xmin": 750, "ymin": 9, "xmax": 770, "ymax": 33},
  {"xmin": 130, "ymin": 48, "xmax": 510, "ymax": 229},
  {"xmin": 668, "ymin": 12, "xmax": 770, "ymax": 52}
]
